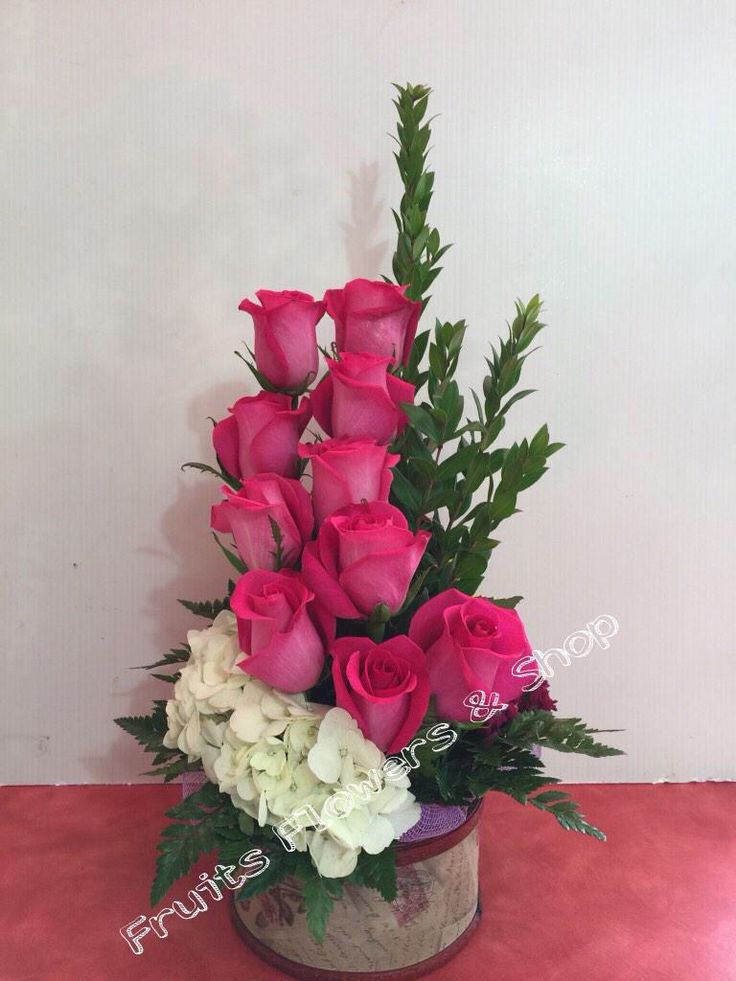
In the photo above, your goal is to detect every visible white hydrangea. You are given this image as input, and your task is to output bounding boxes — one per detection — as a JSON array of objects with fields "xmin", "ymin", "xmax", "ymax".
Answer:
[
  {"xmin": 163, "ymin": 616, "xmax": 421, "ymax": 877},
  {"xmin": 212, "ymin": 705, "xmax": 420, "ymax": 877},
  {"xmin": 228, "ymin": 680, "xmax": 315, "ymax": 744},
  {"xmin": 213, "ymin": 695, "xmax": 330, "ymax": 829},
  {"xmin": 307, "ymin": 706, "xmax": 383, "ymax": 784},
  {"xmin": 163, "ymin": 610, "xmax": 248, "ymax": 760},
  {"xmin": 305, "ymin": 709, "xmax": 421, "ymax": 877}
]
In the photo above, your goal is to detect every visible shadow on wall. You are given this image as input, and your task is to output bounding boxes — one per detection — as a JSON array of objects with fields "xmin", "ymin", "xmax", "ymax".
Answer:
[
  {"xmin": 143, "ymin": 379, "xmax": 250, "ymax": 652},
  {"xmin": 102, "ymin": 156, "xmax": 390, "ymax": 782},
  {"xmin": 92, "ymin": 379, "xmax": 251, "ymax": 783},
  {"xmin": 340, "ymin": 162, "xmax": 390, "ymax": 280}
]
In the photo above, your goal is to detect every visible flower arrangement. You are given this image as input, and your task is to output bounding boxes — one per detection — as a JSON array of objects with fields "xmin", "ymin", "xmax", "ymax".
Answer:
[{"xmin": 116, "ymin": 83, "xmax": 622, "ymax": 947}]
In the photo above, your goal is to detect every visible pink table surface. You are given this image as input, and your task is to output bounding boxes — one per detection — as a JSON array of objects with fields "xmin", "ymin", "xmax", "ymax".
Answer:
[{"xmin": 2, "ymin": 782, "xmax": 734, "ymax": 980}]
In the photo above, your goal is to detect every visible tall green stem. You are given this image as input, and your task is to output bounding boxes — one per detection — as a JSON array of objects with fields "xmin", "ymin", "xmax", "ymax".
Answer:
[{"xmin": 390, "ymin": 83, "xmax": 450, "ymax": 311}]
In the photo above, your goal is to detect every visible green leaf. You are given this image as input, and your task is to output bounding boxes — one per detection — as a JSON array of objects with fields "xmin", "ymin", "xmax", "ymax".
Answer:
[
  {"xmin": 299, "ymin": 871, "xmax": 340, "ymax": 944},
  {"xmin": 468, "ymin": 741, "xmax": 552, "ymax": 800},
  {"xmin": 135, "ymin": 646, "xmax": 190, "ymax": 670},
  {"xmin": 404, "ymin": 329, "xmax": 431, "ymax": 386},
  {"xmin": 502, "ymin": 711, "xmax": 625, "ymax": 758},
  {"xmin": 436, "ymin": 443, "xmax": 479, "ymax": 481},
  {"xmin": 177, "ymin": 596, "xmax": 230, "ymax": 619},
  {"xmin": 500, "ymin": 388, "xmax": 536, "ymax": 416},
  {"xmin": 181, "ymin": 460, "xmax": 239, "ymax": 491},
  {"xmin": 531, "ymin": 790, "xmax": 570, "ymax": 804},
  {"xmin": 151, "ymin": 810, "xmax": 221, "ymax": 904},
  {"xmin": 402, "ymin": 403, "xmax": 443, "ymax": 443},
  {"xmin": 529, "ymin": 793, "xmax": 607, "ymax": 841},
  {"xmin": 150, "ymin": 671, "xmax": 180, "ymax": 684},
  {"xmin": 529, "ymin": 423, "xmax": 549, "ymax": 455},
  {"xmin": 212, "ymin": 533, "xmax": 247, "ymax": 574},
  {"xmin": 142, "ymin": 759, "xmax": 200, "ymax": 782},
  {"xmin": 389, "ymin": 466, "xmax": 422, "ymax": 514},
  {"xmin": 165, "ymin": 782, "xmax": 222, "ymax": 820},
  {"xmin": 268, "ymin": 517, "xmax": 286, "ymax": 570},
  {"xmin": 114, "ymin": 710, "xmax": 168, "ymax": 753},
  {"xmin": 349, "ymin": 848, "xmax": 398, "ymax": 902},
  {"xmin": 490, "ymin": 595, "xmax": 523, "ymax": 609},
  {"xmin": 387, "ymin": 84, "xmax": 450, "ymax": 309},
  {"xmin": 235, "ymin": 849, "xmax": 289, "ymax": 902},
  {"xmin": 234, "ymin": 347, "xmax": 313, "ymax": 397},
  {"xmin": 151, "ymin": 822, "xmax": 218, "ymax": 905},
  {"xmin": 150, "ymin": 783, "xmax": 242, "ymax": 904},
  {"xmin": 237, "ymin": 812, "xmax": 255, "ymax": 836}
]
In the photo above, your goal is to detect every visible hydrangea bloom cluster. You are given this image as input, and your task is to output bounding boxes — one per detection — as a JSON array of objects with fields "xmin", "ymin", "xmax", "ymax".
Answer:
[{"xmin": 164, "ymin": 614, "xmax": 420, "ymax": 876}]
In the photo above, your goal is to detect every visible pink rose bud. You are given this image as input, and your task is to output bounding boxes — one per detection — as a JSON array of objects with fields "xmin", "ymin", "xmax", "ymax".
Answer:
[
  {"xmin": 212, "ymin": 391, "xmax": 311, "ymax": 480},
  {"xmin": 331, "ymin": 635, "xmax": 430, "ymax": 754},
  {"xmin": 210, "ymin": 474, "xmax": 314, "ymax": 571},
  {"xmin": 231, "ymin": 569, "xmax": 333, "ymax": 692},
  {"xmin": 302, "ymin": 501, "xmax": 430, "ymax": 619},
  {"xmin": 310, "ymin": 352, "xmax": 414, "ymax": 444},
  {"xmin": 409, "ymin": 590, "xmax": 537, "ymax": 722},
  {"xmin": 239, "ymin": 289, "xmax": 324, "ymax": 391},
  {"xmin": 298, "ymin": 438, "xmax": 399, "ymax": 525},
  {"xmin": 323, "ymin": 279, "xmax": 421, "ymax": 366}
]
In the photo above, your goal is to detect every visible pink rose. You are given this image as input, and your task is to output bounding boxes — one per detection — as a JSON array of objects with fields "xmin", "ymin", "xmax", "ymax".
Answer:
[
  {"xmin": 239, "ymin": 289, "xmax": 324, "ymax": 390},
  {"xmin": 409, "ymin": 589, "xmax": 536, "ymax": 721},
  {"xmin": 302, "ymin": 502, "xmax": 430, "ymax": 619},
  {"xmin": 298, "ymin": 438, "xmax": 399, "ymax": 525},
  {"xmin": 210, "ymin": 474, "xmax": 313, "ymax": 571},
  {"xmin": 231, "ymin": 569, "xmax": 332, "ymax": 692},
  {"xmin": 323, "ymin": 278, "xmax": 421, "ymax": 366},
  {"xmin": 331, "ymin": 635, "xmax": 430, "ymax": 754},
  {"xmin": 311, "ymin": 353, "xmax": 414, "ymax": 444},
  {"xmin": 212, "ymin": 392, "xmax": 310, "ymax": 480}
]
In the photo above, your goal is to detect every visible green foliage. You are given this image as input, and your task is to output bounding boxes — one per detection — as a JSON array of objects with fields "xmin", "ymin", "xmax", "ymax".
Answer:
[
  {"xmin": 163, "ymin": 781, "xmax": 222, "ymax": 819},
  {"xmin": 134, "ymin": 645, "xmax": 190, "ymax": 671},
  {"xmin": 268, "ymin": 516, "xmax": 286, "ymax": 570},
  {"xmin": 235, "ymin": 847, "xmax": 290, "ymax": 902},
  {"xmin": 114, "ymin": 700, "xmax": 195, "ymax": 782},
  {"xmin": 114, "ymin": 700, "xmax": 169, "ymax": 754},
  {"xmin": 390, "ymin": 83, "xmax": 451, "ymax": 324},
  {"xmin": 235, "ymin": 345, "xmax": 315, "ymax": 397},
  {"xmin": 212, "ymin": 532, "xmax": 247, "ymax": 574},
  {"xmin": 387, "ymin": 90, "xmax": 563, "ymax": 606},
  {"xmin": 348, "ymin": 848, "xmax": 398, "ymax": 902},
  {"xmin": 490, "ymin": 595, "xmax": 523, "ymax": 609},
  {"xmin": 151, "ymin": 784, "xmax": 239, "ymax": 905},
  {"xmin": 141, "ymin": 759, "xmax": 201, "ymax": 783},
  {"xmin": 149, "ymin": 671, "xmax": 180, "ymax": 684},
  {"xmin": 502, "ymin": 711, "xmax": 625, "ymax": 758},
  {"xmin": 181, "ymin": 460, "xmax": 240, "ymax": 490},
  {"xmin": 528, "ymin": 794, "xmax": 607, "ymax": 841},
  {"xmin": 405, "ymin": 710, "xmax": 619, "ymax": 843},
  {"xmin": 297, "ymin": 865, "xmax": 344, "ymax": 945},
  {"xmin": 471, "ymin": 741, "xmax": 607, "ymax": 841},
  {"xmin": 389, "ymin": 303, "xmax": 562, "ymax": 603},
  {"xmin": 178, "ymin": 596, "xmax": 230, "ymax": 619}
]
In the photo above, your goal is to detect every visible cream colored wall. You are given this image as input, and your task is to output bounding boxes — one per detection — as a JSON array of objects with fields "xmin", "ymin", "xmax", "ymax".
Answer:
[{"xmin": 2, "ymin": 0, "xmax": 734, "ymax": 783}]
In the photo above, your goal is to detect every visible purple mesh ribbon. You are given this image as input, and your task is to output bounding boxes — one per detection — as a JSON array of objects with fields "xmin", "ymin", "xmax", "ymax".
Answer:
[
  {"xmin": 181, "ymin": 770, "xmax": 207, "ymax": 798},
  {"xmin": 398, "ymin": 802, "xmax": 470, "ymax": 842}
]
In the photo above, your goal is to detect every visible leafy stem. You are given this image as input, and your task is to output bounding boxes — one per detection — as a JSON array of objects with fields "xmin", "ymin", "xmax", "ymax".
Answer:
[{"xmin": 389, "ymin": 83, "xmax": 451, "ymax": 388}]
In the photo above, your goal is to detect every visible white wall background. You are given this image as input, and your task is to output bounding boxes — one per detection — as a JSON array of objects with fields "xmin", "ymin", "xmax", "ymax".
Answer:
[{"xmin": 2, "ymin": 0, "xmax": 734, "ymax": 785}]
